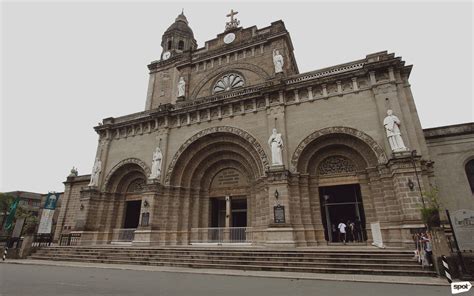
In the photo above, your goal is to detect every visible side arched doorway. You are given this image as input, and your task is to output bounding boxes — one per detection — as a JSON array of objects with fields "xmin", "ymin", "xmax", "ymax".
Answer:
[
  {"xmin": 103, "ymin": 160, "xmax": 149, "ymax": 243},
  {"xmin": 292, "ymin": 127, "xmax": 387, "ymax": 245}
]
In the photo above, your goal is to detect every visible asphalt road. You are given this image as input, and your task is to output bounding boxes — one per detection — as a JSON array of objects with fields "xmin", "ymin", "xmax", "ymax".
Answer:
[{"xmin": 0, "ymin": 263, "xmax": 450, "ymax": 296}]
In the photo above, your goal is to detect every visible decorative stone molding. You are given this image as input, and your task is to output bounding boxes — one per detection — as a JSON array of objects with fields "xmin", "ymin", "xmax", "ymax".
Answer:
[
  {"xmin": 285, "ymin": 63, "xmax": 364, "ymax": 85},
  {"xmin": 213, "ymin": 73, "xmax": 245, "ymax": 94},
  {"xmin": 318, "ymin": 156, "xmax": 356, "ymax": 176},
  {"xmin": 190, "ymin": 63, "xmax": 271, "ymax": 99},
  {"xmin": 127, "ymin": 178, "xmax": 146, "ymax": 192},
  {"xmin": 164, "ymin": 126, "xmax": 270, "ymax": 185},
  {"xmin": 290, "ymin": 126, "xmax": 388, "ymax": 173},
  {"xmin": 102, "ymin": 158, "xmax": 151, "ymax": 191}
]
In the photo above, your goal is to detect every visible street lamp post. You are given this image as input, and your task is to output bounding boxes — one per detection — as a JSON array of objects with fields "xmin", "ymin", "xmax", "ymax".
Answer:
[{"xmin": 411, "ymin": 150, "xmax": 425, "ymax": 208}]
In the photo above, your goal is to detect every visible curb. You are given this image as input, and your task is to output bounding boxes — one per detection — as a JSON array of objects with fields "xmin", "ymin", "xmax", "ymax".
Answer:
[{"xmin": 1, "ymin": 260, "xmax": 449, "ymax": 286}]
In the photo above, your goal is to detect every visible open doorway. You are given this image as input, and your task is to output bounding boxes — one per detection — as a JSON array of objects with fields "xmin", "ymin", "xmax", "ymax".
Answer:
[
  {"xmin": 319, "ymin": 184, "xmax": 367, "ymax": 243},
  {"xmin": 123, "ymin": 200, "xmax": 141, "ymax": 229},
  {"xmin": 210, "ymin": 197, "xmax": 248, "ymax": 227}
]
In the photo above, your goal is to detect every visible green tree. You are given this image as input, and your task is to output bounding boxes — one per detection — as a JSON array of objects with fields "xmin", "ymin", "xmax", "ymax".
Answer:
[
  {"xmin": 0, "ymin": 193, "xmax": 15, "ymax": 231},
  {"xmin": 420, "ymin": 186, "xmax": 442, "ymax": 228},
  {"xmin": 15, "ymin": 207, "xmax": 39, "ymax": 235}
]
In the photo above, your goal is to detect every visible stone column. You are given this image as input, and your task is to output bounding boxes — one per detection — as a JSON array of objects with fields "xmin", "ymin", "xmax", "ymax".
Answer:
[
  {"xmin": 264, "ymin": 168, "xmax": 296, "ymax": 247},
  {"xmin": 225, "ymin": 195, "xmax": 231, "ymax": 228},
  {"xmin": 133, "ymin": 181, "xmax": 159, "ymax": 246},
  {"xmin": 74, "ymin": 187, "xmax": 101, "ymax": 245}
]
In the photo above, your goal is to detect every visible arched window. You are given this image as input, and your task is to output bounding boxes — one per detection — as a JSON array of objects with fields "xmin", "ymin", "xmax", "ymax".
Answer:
[
  {"xmin": 465, "ymin": 159, "xmax": 474, "ymax": 194},
  {"xmin": 213, "ymin": 73, "xmax": 244, "ymax": 94},
  {"xmin": 167, "ymin": 40, "xmax": 172, "ymax": 50},
  {"xmin": 178, "ymin": 40, "xmax": 184, "ymax": 50}
]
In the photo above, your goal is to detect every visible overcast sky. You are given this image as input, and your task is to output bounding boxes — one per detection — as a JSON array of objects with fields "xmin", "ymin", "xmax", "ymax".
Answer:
[{"xmin": 1, "ymin": 1, "xmax": 473, "ymax": 193}]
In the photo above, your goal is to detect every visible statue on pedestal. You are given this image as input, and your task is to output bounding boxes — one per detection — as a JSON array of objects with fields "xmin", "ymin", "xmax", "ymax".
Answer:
[
  {"xmin": 268, "ymin": 128, "xmax": 284, "ymax": 166},
  {"xmin": 149, "ymin": 147, "xmax": 163, "ymax": 179},
  {"xmin": 273, "ymin": 49, "xmax": 284, "ymax": 74},
  {"xmin": 177, "ymin": 77, "xmax": 186, "ymax": 98},
  {"xmin": 68, "ymin": 166, "xmax": 78, "ymax": 177},
  {"xmin": 383, "ymin": 109, "xmax": 408, "ymax": 152},
  {"xmin": 88, "ymin": 157, "xmax": 102, "ymax": 187}
]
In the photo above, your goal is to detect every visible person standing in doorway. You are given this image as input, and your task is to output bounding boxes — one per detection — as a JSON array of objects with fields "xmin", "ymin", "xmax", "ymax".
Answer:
[
  {"xmin": 331, "ymin": 224, "xmax": 337, "ymax": 242},
  {"xmin": 338, "ymin": 220, "xmax": 347, "ymax": 244},
  {"xmin": 355, "ymin": 217, "xmax": 362, "ymax": 242},
  {"xmin": 348, "ymin": 220, "xmax": 355, "ymax": 242}
]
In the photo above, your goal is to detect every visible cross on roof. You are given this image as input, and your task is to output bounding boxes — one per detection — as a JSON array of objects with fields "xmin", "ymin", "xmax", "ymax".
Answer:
[{"xmin": 226, "ymin": 9, "xmax": 238, "ymax": 22}]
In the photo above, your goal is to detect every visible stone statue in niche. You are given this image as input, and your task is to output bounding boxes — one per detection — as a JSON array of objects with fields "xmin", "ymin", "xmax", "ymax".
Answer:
[
  {"xmin": 177, "ymin": 77, "xmax": 186, "ymax": 98},
  {"xmin": 88, "ymin": 157, "xmax": 102, "ymax": 187},
  {"xmin": 273, "ymin": 49, "xmax": 284, "ymax": 74},
  {"xmin": 268, "ymin": 128, "xmax": 284, "ymax": 166},
  {"xmin": 383, "ymin": 109, "xmax": 408, "ymax": 152},
  {"xmin": 149, "ymin": 146, "xmax": 163, "ymax": 179}
]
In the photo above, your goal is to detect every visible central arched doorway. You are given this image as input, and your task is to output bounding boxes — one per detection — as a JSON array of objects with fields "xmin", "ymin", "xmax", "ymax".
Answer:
[
  {"xmin": 166, "ymin": 126, "xmax": 268, "ymax": 244},
  {"xmin": 209, "ymin": 168, "xmax": 250, "ymax": 228}
]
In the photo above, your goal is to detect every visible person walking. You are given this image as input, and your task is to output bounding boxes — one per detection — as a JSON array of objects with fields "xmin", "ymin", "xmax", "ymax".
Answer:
[
  {"xmin": 338, "ymin": 220, "xmax": 347, "ymax": 244},
  {"xmin": 421, "ymin": 233, "xmax": 433, "ymax": 266}
]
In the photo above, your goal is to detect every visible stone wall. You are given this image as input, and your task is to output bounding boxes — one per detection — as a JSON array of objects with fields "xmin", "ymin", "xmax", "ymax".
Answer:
[
  {"xmin": 425, "ymin": 123, "xmax": 474, "ymax": 211},
  {"xmin": 53, "ymin": 175, "xmax": 90, "ymax": 242}
]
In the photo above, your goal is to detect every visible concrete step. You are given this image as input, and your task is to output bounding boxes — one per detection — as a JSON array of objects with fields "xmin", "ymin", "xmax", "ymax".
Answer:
[
  {"xmin": 27, "ymin": 255, "xmax": 436, "ymax": 277},
  {"xmin": 34, "ymin": 249, "xmax": 415, "ymax": 259},
  {"xmin": 41, "ymin": 246, "xmax": 415, "ymax": 254},
  {"xmin": 29, "ymin": 246, "xmax": 434, "ymax": 277},
  {"xmin": 29, "ymin": 254, "xmax": 424, "ymax": 271},
  {"xmin": 31, "ymin": 252, "xmax": 420, "ymax": 265}
]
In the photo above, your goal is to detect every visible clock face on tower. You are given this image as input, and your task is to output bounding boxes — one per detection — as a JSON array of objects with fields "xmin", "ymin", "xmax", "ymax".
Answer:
[
  {"xmin": 223, "ymin": 33, "xmax": 235, "ymax": 44},
  {"xmin": 162, "ymin": 51, "xmax": 171, "ymax": 60}
]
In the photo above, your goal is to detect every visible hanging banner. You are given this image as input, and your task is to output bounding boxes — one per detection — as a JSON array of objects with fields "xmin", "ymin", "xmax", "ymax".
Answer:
[
  {"xmin": 3, "ymin": 197, "xmax": 20, "ymax": 231},
  {"xmin": 44, "ymin": 192, "xmax": 59, "ymax": 210},
  {"xmin": 451, "ymin": 209, "xmax": 474, "ymax": 251},
  {"xmin": 37, "ymin": 193, "xmax": 59, "ymax": 234}
]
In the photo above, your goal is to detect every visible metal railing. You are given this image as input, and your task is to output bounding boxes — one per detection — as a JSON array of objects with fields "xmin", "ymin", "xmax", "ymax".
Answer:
[
  {"xmin": 113, "ymin": 228, "xmax": 136, "ymax": 242},
  {"xmin": 59, "ymin": 233, "xmax": 81, "ymax": 246},
  {"xmin": 32, "ymin": 234, "xmax": 52, "ymax": 247},
  {"xmin": 191, "ymin": 227, "xmax": 253, "ymax": 244}
]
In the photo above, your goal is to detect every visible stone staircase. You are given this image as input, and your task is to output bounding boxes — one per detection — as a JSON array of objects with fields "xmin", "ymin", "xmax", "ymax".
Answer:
[{"xmin": 29, "ymin": 246, "xmax": 437, "ymax": 277}]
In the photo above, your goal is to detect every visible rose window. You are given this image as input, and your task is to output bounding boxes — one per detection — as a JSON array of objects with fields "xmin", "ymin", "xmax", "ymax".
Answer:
[{"xmin": 213, "ymin": 73, "xmax": 244, "ymax": 94}]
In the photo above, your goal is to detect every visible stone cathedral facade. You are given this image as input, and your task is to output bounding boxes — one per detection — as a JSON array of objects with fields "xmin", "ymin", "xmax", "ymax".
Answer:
[{"xmin": 54, "ymin": 12, "xmax": 474, "ymax": 248}]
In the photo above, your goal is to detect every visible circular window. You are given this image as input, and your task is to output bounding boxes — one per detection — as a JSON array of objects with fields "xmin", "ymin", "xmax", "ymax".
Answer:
[{"xmin": 213, "ymin": 73, "xmax": 244, "ymax": 94}]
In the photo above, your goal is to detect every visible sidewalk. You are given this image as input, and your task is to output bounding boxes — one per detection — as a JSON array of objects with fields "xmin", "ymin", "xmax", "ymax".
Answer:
[{"xmin": 2, "ymin": 259, "xmax": 449, "ymax": 286}]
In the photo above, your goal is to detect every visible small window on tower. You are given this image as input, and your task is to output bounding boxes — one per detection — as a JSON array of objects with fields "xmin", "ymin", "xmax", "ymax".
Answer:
[
  {"xmin": 178, "ymin": 40, "xmax": 184, "ymax": 50},
  {"xmin": 167, "ymin": 40, "xmax": 172, "ymax": 50}
]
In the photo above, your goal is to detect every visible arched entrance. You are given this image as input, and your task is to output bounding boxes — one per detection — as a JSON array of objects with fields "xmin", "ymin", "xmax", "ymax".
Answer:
[
  {"xmin": 166, "ymin": 126, "xmax": 268, "ymax": 244},
  {"xmin": 292, "ymin": 127, "xmax": 387, "ymax": 245},
  {"xmin": 103, "ymin": 159, "xmax": 149, "ymax": 243}
]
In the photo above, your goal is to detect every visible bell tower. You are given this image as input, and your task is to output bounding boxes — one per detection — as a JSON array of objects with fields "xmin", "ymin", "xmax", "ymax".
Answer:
[{"xmin": 160, "ymin": 11, "xmax": 197, "ymax": 61}]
